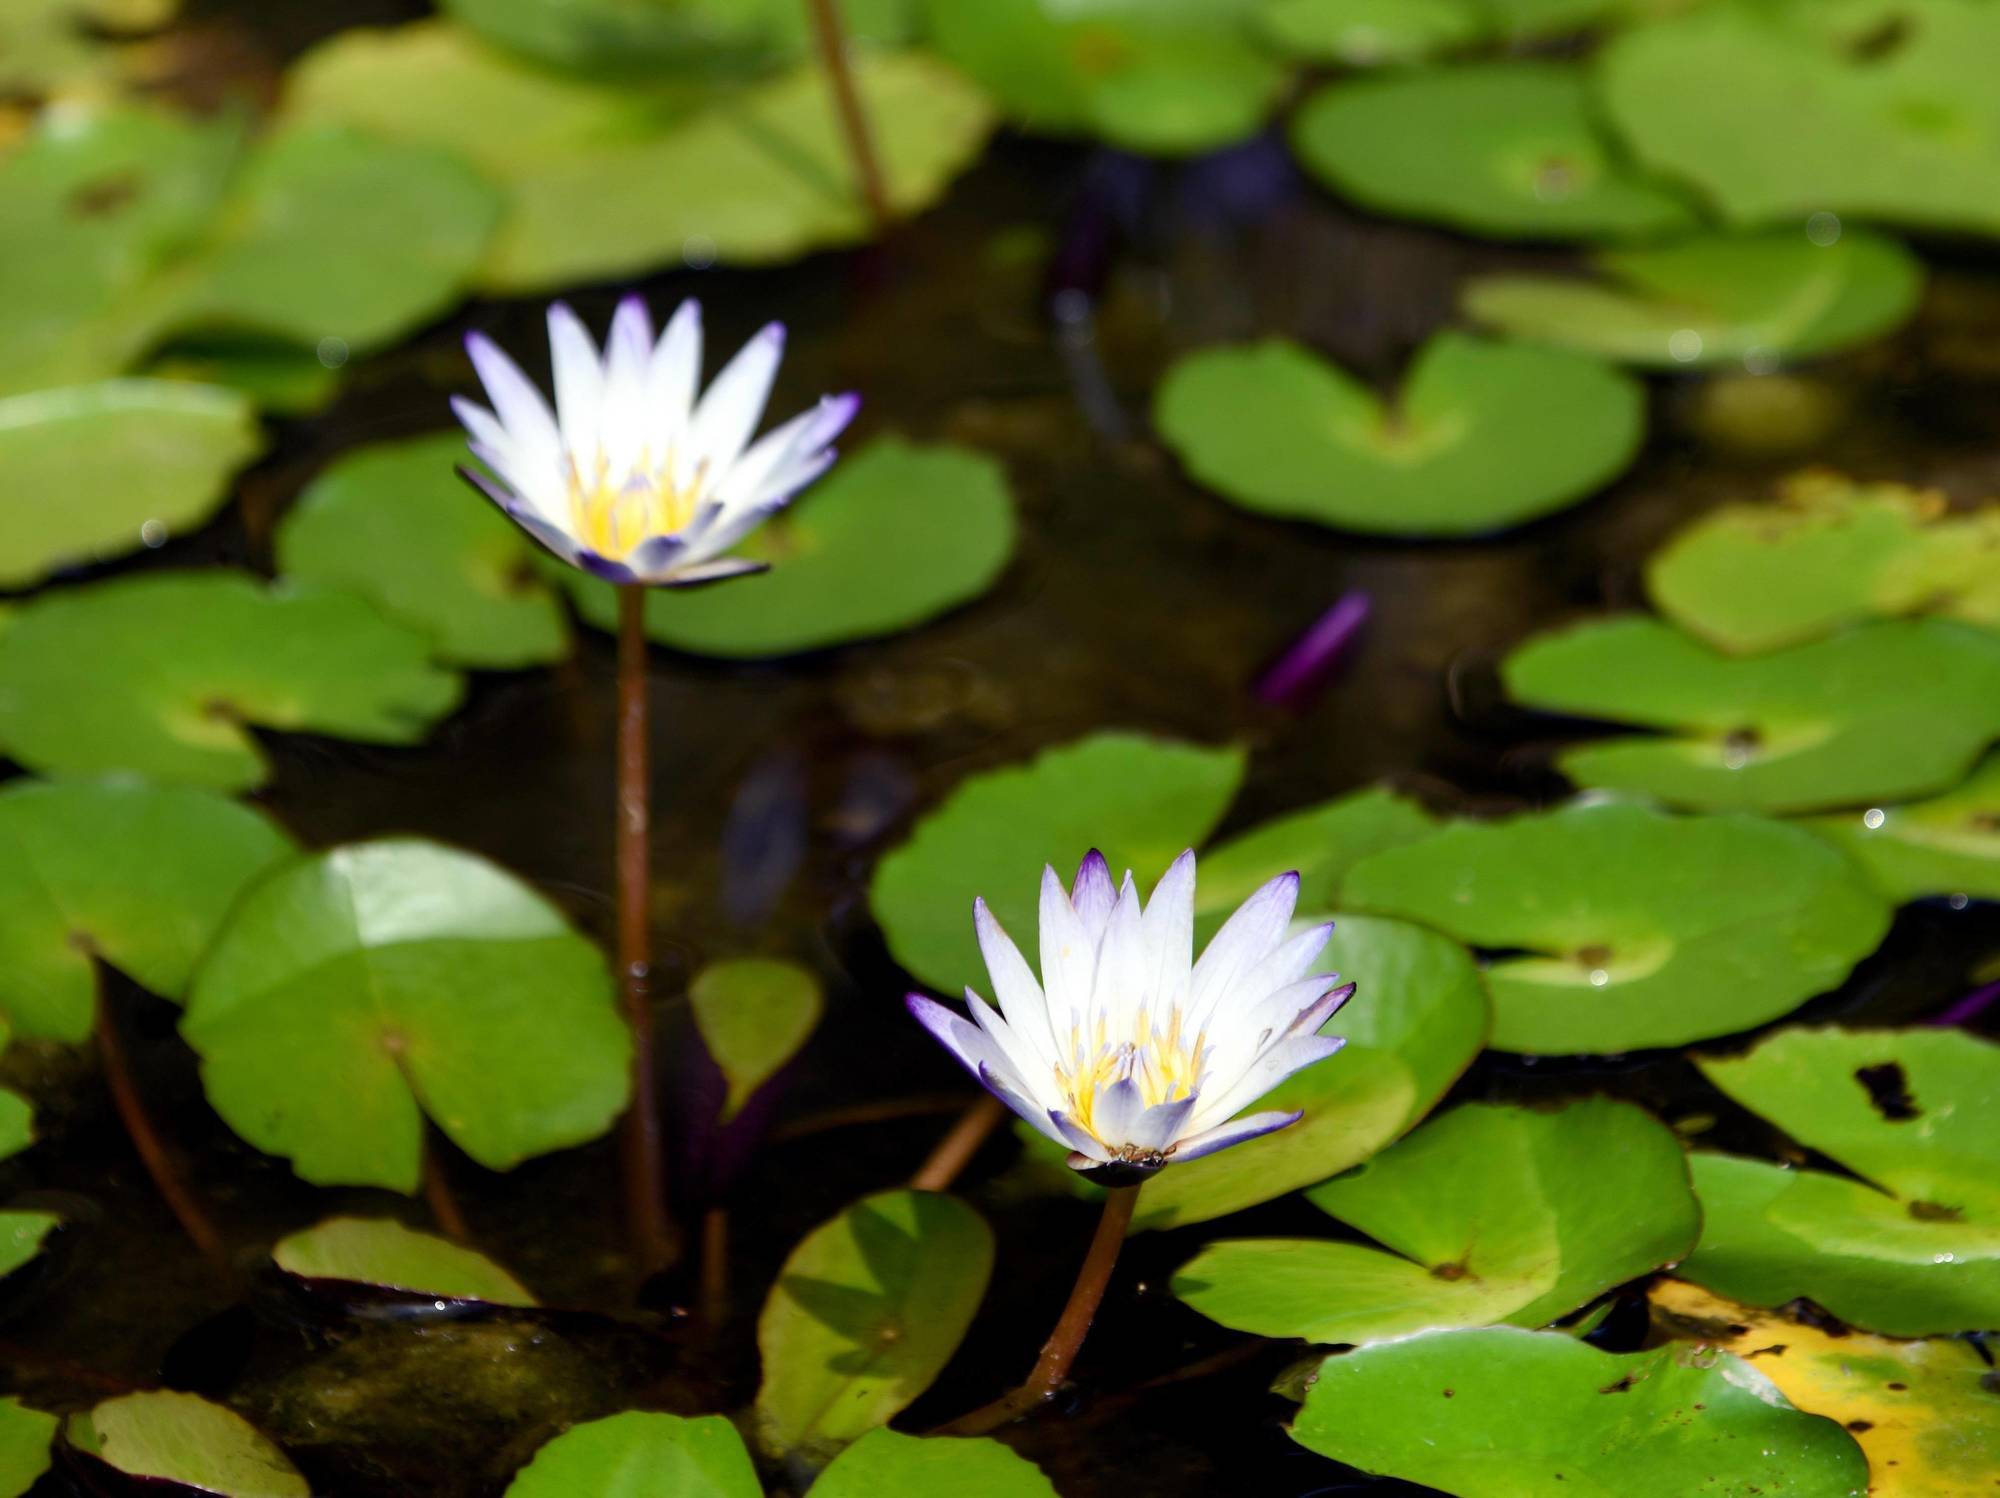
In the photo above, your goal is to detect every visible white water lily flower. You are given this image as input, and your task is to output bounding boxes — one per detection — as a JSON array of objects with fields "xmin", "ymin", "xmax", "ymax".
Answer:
[
  {"xmin": 908, "ymin": 851, "xmax": 1354, "ymax": 1172},
  {"xmin": 453, "ymin": 297, "xmax": 858, "ymax": 587}
]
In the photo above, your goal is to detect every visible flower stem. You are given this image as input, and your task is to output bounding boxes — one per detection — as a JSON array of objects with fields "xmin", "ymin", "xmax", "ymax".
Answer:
[
  {"xmin": 804, "ymin": 0, "xmax": 891, "ymax": 232},
  {"xmin": 909, "ymin": 1094, "xmax": 1006, "ymax": 1192},
  {"xmin": 937, "ymin": 1184, "xmax": 1141, "ymax": 1435},
  {"xmin": 422, "ymin": 1134, "xmax": 471, "ymax": 1244},
  {"xmin": 617, "ymin": 584, "xmax": 672, "ymax": 1272}
]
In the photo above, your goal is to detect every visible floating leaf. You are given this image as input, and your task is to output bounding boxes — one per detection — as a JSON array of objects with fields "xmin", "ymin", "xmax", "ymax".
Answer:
[
  {"xmin": 0, "ymin": 1214, "xmax": 57, "ymax": 1280},
  {"xmin": 1503, "ymin": 615, "xmax": 2000, "ymax": 814},
  {"xmin": 1194, "ymin": 785, "xmax": 1439, "ymax": 931},
  {"xmin": 67, "ymin": 1391, "xmax": 309, "ymax": 1497},
  {"xmin": 182, "ymin": 839, "xmax": 631, "ymax": 1193},
  {"xmin": 1258, "ymin": 0, "xmax": 1482, "ymax": 65},
  {"xmin": 1463, "ymin": 228, "xmax": 1924, "ymax": 369},
  {"xmin": 275, "ymin": 432, "xmax": 569, "ymax": 670},
  {"xmin": 1800, "ymin": 753, "xmax": 2000, "ymax": 905},
  {"xmin": 813, "ymin": 1429, "xmax": 1059, "ymax": 1497},
  {"xmin": 144, "ymin": 339, "xmax": 344, "ymax": 417},
  {"xmin": 1646, "ymin": 474, "xmax": 2000, "ymax": 652},
  {"xmin": 1174, "ymin": 1098, "xmax": 1696, "ymax": 1342},
  {"xmin": 754, "ymin": 1189, "xmax": 992, "ymax": 1459},
  {"xmin": 558, "ymin": 438, "xmax": 1015, "ymax": 659},
  {"xmin": 1154, "ymin": 334, "xmax": 1644, "ymax": 537},
  {"xmin": 0, "ymin": 0, "xmax": 178, "ymax": 98},
  {"xmin": 1287, "ymin": 1326, "xmax": 1868, "ymax": 1496},
  {"xmin": 0, "ymin": 571, "xmax": 463, "ymax": 791},
  {"xmin": 273, "ymin": 1217, "xmax": 535, "ymax": 1307},
  {"xmin": 1291, "ymin": 62, "xmax": 1695, "ymax": 240},
  {"xmin": 505, "ymin": 1411, "xmax": 759, "ymax": 1498},
  {"xmin": 444, "ymin": 0, "xmax": 915, "ymax": 73},
  {"xmin": 1344, "ymin": 801, "xmax": 1891, "ymax": 1054},
  {"xmin": 1682, "ymin": 1026, "xmax": 2000, "ymax": 1336},
  {"xmin": 0, "ymin": 1399, "xmax": 56, "ymax": 1498},
  {"xmin": 0, "ymin": 778, "xmax": 295, "ymax": 1044},
  {"xmin": 0, "ymin": 1028, "xmax": 28, "ymax": 1165},
  {"xmin": 689, "ymin": 958, "xmax": 823, "ymax": 1122}
]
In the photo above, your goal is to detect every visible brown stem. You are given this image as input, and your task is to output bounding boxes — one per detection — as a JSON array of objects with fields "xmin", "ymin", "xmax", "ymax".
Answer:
[
  {"xmin": 618, "ymin": 585, "xmax": 673, "ymax": 1272},
  {"xmin": 909, "ymin": 1094, "xmax": 1006, "ymax": 1192},
  {"xmin": 422, "ymin": 1137, "xmax": 471, "ymax": 1244},
  {"xmin": 699, "ymin": 1206, "xmax": 729, "ymax": 1329},
  {"xmin": 804, "ymin": 0, "xmax": 891, "ymax": 231},
  {"xmin": 936, "ymin": 1185, "xmax": 1140, "ymax": 1435}
]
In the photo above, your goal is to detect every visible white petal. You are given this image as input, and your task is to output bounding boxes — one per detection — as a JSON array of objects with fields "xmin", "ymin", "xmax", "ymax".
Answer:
[
  {"xmin": 465, "ymin": 333, "xmax": 563, "ymax": 511},
  {"xmin": 975, "ymin": 898, "xmax": 1055, "ymax": 1068},
  {"xmin": 1141, "ymin": 848, "xmax": 1196, "ymax": 1018},
  {"xmin": 1095, "ymin": 872, "xmax": 1149, "ymax": 1043},
  {"xmin": 1038, "ymin": 864, "xmax": 1095, "ymax": 1047},
  {"xmin": 1049, "ymin": 1110, "xmax": 1113, "ymax": 1163},
  {"xmin": 965, "ymin": 986, "xmax": 1051, "ymax": 1091},
  {"xmin": 1186, "ymin": 1034, "xmax": 1344, "ymax": 1135},
  {"xmin": 684, "ymin": 321, "xmax": 785, "ymax": 487},
  {"xmin": 1169, "ymin": 1109, "xmax": 1302, "ymax": 1164},
  {"xmin": 600, "ymin": 296, "xmax": 653, "ymax": 477},
  {"xmin": 547, "ymin": 301, "xmax": 605, "ymax": 474},
  {"xmin": 1188, "ymin": 871, "xmax": 1299, "ymax": 1029},
  {"xmin": 647, "ymin": 298, "xmax": 703, "ymax": 441},
  {"xmin": 1069, "ymin": 851, "xmax": 1117, "ymax": 940},
  {"xmin": 1127, "ymin": 1093, "xmax": 1199, "ymax": 1153}
]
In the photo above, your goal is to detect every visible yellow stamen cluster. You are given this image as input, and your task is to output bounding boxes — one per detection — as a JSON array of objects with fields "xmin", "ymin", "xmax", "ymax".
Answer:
[
  {"xmin": 565, "ymin": 453, "xmax": 703, "ymax": 560},
  {"xmin": 1059, "ymin": 1008, "xmax": 1208, "ymax": 1143}
]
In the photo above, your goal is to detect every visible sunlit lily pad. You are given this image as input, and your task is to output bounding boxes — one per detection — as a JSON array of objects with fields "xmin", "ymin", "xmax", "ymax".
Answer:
[
  {"xmin": 1646, "ymin": 474, "xmax": 2000, "ymax": 652},
  {"xmin": 67, "ymin": 1391, "xmax": 309, "ymax": 1497},
  {"xmin": 1799, "ymin": 753, "xmax": 2000, "ymax": 904},
  {"xmin": 275, "ymin": 432, "xmax": 569, "ymax": 670},
  {"xmin": 1343, "ymin": 801, "xmax": 1892, "ymax": 1054},
  {"xmin": 1681, "ymin": 1026, "xmax": 2000, "ymax": 1336},
  {"xmin": 559, "ymin": 438, "xmax": 1016, "ymax": 659},
  {"xmin": 272, "ymin": 1216, "xmax": 536, "ymax": 1307},
  {"xmin": 182, "ymin": 839, "xmax": 631, "ymax": 1193},
  {"xmin": 0, "ymin": 1397, "xmax": 56, "ymax": 1498},
  {"xmin": 1291, "ymin": 62, "xmax": 1695, "ymax": 241},
  {"xmin": 1258, "ymin": 0, "xmax": 1482, "ymax": 65},
  {"xmin": 1174, "ymin": 1098, "xmax": 1696, "ymax": 1342},
  {"xmin": 0, "ymin": 571, "xmax": 463, "ymax": 791},
  {"xmin": 1193, "ymin": 785, "xmax": 1439, "ymax": 932},
  {"xmin": 507, "ymin": 1411, "xmax": 759, "ymax": 1498},
  {"xmin": 444, "ymin": 0, "xmax": 915, "ymax": 73},
  {"xmin": 1463, "ymin": 228, "xmax": 1924, "ymax": 369},
  {"xmin": 689, "ymin": 958, "xmax": 822, "ymax": 1121},
  {"xmin": 754, "ymin": 1189, "xmax": 992, "ymax": 1459},
  {"xmin": 813, "ymin": 1429, "xmax": 1059, "ymax": 1497},
  {"xmin": 1503, "ymin": 615, "xmax": 2000, "ymax": 814},
  {"xmin": 0, "ymin": 0, "xmax": 178, "ymax": 98},
  {"xmin": 0, "ymin": 379, "xmax": 262, "ymax": 591},
  {"xmin": 1287, "ymin": 1326, "xmax": 1867, "ymax": 1496},
  {"xmin": 1155, "ymin": 333, "xmax": 1644, "ymax": 536}
]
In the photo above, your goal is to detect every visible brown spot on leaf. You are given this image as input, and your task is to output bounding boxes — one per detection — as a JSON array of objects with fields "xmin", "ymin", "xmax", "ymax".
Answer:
[
  {"xmin": 1855, "ymin": 1062, "xmax": 1920, "ymax": 1121},
  {"xmin": 69, "ymin": 174, "xmax": 140, "ymax": 218}
]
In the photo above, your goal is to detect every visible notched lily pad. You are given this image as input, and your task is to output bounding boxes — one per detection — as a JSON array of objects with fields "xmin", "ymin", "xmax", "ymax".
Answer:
[
  {"xmin": 0, "ymin": 1396, "xmax": 56, "ymax": 1498},
  {"xmin": 813, "ymin": 1428, "xmax": 1059, "ymax": 1496},
  {"xmin": 272, "ymin": 1216, "xmax": 536, "ymax": 1308},
  {"xmin": 1155, "ymin": 333, "xmax": 1644, "ymax": 536},
  {"xmin": 67, "ymin": 1391, "xmax": 309, "ymax": 1497},
  {"xmin": 689, "ymin": 958, "xmax": 822, "ymax": 1122},
  {"xmin": 1800, "ymin": 752, "xmax": 2000, "ymax": 905},
  {"xmin": 505, "ymin": 1411, "xmax": 759, "ymax": 1498}
]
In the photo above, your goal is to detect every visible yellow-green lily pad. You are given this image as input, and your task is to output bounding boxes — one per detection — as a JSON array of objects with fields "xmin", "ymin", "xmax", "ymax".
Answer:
[
  {"xmin": 67, "ymin": 1392, "xmax": 309, "ymax": 1497},
  {"xmin": 0, "ymin": 1397, "xmax": 56, "ymax": 1498},
  {"xmin": 1799, "ymin": 752, "xmax": 2000, "ymax": 905},
  {"xmin": 506, "ymin": 1411, "xmax": 760, "ymax": 1498},
  {"xmin": 272, "ymin": 1216, "xmax": 536, "ymax": 1307}
]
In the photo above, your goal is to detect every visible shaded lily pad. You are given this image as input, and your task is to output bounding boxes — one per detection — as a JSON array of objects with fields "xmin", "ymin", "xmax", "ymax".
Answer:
[
  {"xmin": 67, "ymin": 1391, "xmax": 309, "ymax": 1497},
  {"xmin": 0, "ymin": 379, "xmax": 262, "ymax": 591},
  {"xmin": 0, "ymin": 1025, "xmax": 29, "ymax": 1165},
  {"xmin": 506, "ymin": 1411, "xmax": 759, "ymax": 1498},
  {"xmin": 276, "ymin": 432, "xmax": 569, "ymax": 670},
  {"xmin": 559, "ymin": 438, "xmax": 1016, "ymax": 659},
  {"xmin": 0, "ymin": 1214, "xmax": 58, "ymax": 1280},
  {"xmin": 754, "ymin": 1189, "xmax": 992, "ymax": 1459},
  {"xmin": 689, "ymin": 958, "xmax": 822, "ymax": 1122},
  {"xmin": 0, "ymin": 1397, "xmax": 56, "ymax": 1498},
  {"xmin": 1503, "ymin": 615, "xmax": 2000, "ymax": 814},
  {"xmin": 1291, "ymin": 62, "xmax": 1695, "ymax": 241},
  {"xmin": 1288, "ymin": 1326, "xmax": 1868, "ymax": 1496},
  {"xmin": 1682, "ymin": 1026, "xmax": 2000, "ymax": 1336},
  {"xmin": 1463, "ymin": 227, "xmax": 1924, "ymax": 369},
  {"xmin": 813, "ymin": 1429, "xmax": 1059, "ymax": 1497},
  {"xmin": 1154, "ymin": 333, "xmax": 1644, "ymax": 537},
  {"xmin": 272, "ymin": 1217, "xmax": 536, "ymax": 1307},
  {"xmin": 1258, "ymin": 0, "xmax": 1482, "ymax": 65},
  {"xmin": 0, "ymin": 777, "xmax": 295, "ymax": 1043},
  {"xmin": 0, "ymin": 571, "xmax": 464, "ymax": 791},
  {"xmin": 1173, "ymin": 1098, "xmax": 1696, "ymax": 1342},
  {"xmin": 1344, "ymin": 801, "xmax": 1892, "ymax": 1054},
  {"xmin": 144, "ymin": 339, "xmax": 345, "ymax": 417},
  {"xmin": 1193, "ymin": 785, "xmax": 1439, "ymax": 932},
  {"xmin": 182, "ymin": 839, "xmax": 631, "ymax": 1193},
  {"xmin": 445, "ymin": 0, "xmax": 914, "ymax": 73},
  {"xmin": 1646, "ymin": 474, "xmax": 2000, "ymax": 652},
  {"xmin": 1799, "ymin": 753, "xmax": 2000, "ymax": 905}
]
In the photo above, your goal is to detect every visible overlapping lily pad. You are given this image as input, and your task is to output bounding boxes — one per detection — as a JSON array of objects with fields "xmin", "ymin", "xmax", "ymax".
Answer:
[
  {"xmin": 143, "ymin": 339, "xmax": 345, "ymax": 417},
  {"xmin": 1463, "ymin": 228, "xmax": 1924, "ymax": 369},
  {"xmin": 689, "ymin": 958, "xmax": 822, "ymax": 1121},
  {"xmin": 276, "ymin": 432, "xmax": 569, "ymax": 670},
  {"xmin": 1503, "ymin": 615, "xmax": 2000, "ymax": 814},
  {"xmin": 444, "ymin": 0, "xmax": 914, "ymax": 73},
  {"xmin": 1800, "ymin": 753, "xmax": 2000, "ymax": 904},
  {"xmin": 273, "ymin": 1217, "xmax": 535, "ymax": 1307},
  {"xmin": 1193, "ymin": 785, "xmax": 1438, "ymax": 934},
  {"xmin": 67, "ymin": 1392, "xmax": 308, "ymax": 1497},
  {"xmin": 0, "ymin": 1029, "xmax": 47, "ymax": 1283},
  {"xmin": 814, "ymin": 1429, "xmax": 1060, "ymax": 1497},
  {"xmin": 1288, "ymin": 1327, "xmax": 1868, "ymax": 1496},
  {"xmin": 1291, "ymin": 62, "xmax": 1696, "ymax": 240},
  {"xmin": 1173, "ymin": 1098, "xmax": 1696, "ymax": 1342},
  {"xmin": 1344, "ymin": 801, "xmax": 1892, "ymax": 1053},
  {"xmin": 0, "ymin": 571, "xmax": 463, "ymax": 791},
  {"xmin": 560, "ymin": 438, "xmax": 1016, "ymax": 659},
  {"xmin": 1257, "ymin": 0, "xmax": 1481, "ymax": 64},
  {"xmin": 506, "ymin": 1411, "xmax": 758, "ymax": 1498},
  {"xmin": 1681, "ymin": 1026, "xmax": 2000, "ymax": 1336},
  {"xmin": 0, "ymin": 1397, "xmax": 55, "ymax": 1498},
  {"xmin": 182, "ymin": 839, "xmax": 631, "ymax": 1193},
  {"xmin": 754, "ymin": 1189, "xmax": 992, "ymax": 1459},
  {"xmin": 0, "ymin": 1027, "xmax": 29, "ymax": 1166}
]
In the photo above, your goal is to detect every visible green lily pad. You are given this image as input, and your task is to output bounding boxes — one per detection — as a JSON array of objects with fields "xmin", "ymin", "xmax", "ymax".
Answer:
[
  {"xmin": 506, "ymin": 1411, "xmax": 758, "ymax": 1498},
  {"xmin": 1291, "ymin": 62, "xmax": 1695, "ymax": 241},
  {"xmin": 0, "ymin": 1029, "xmax": 28, "ymax": 1165},
  {"xmin": 1343, "ymin": 800, "xmax": 1892, "ymax": 1054},
  {"xmin": 272, "ymin": 1216, "xmax": 536, "ymax": 1306},
  {"xmin": 1154, "ymin": 333, "xmax": 1644, "ymax": 537},
  {"xmin": 143, "ymin": 339, "xmax": 345, "ymax": 416},
  {"xmin": 558, "ymin": 437, "xmax": 1016, "ymax": 659},
  {"xmin": 0, "ymin": 777, "xmax": 295, "ymax": 1043},
  {"xmin": 1258, "ymin": 0, "xmax": 1482, "ymax": 65},
  {"xmin": 0, "ymin": 379, "xmax": 262, "ymax": 591},
  {"xmin": 870, "ymin": 732, "xmax": 1246, "ymax": 998},
  {"xmin": 922, "ymin": 0, "xmax": 1287, "ymax": 156},
  {"xmin": 1503, "ymin": 615, "xmax": 2000, "ymax": 814},
  {"xmin": 1173, "ymin": 1098, "xmax": 1697, "ymax": 1342},
  {"xmin": 1288, "ymin": 1326, "xmax": 1868, "ymax": 1496},
  {"xmin": 0, "ymin": 571, "xmax": 464, "ymax": 791},
  {"xmin": 754, "ymin": 1189, "xmax": 992, "ymax": 1459},
  {"xmin": 1799, "ymin": 752, "xmax": 2000, "ymax": 904},
  {"xmin": 181, "ymin": 838, "xmax": 631, "ymax": 1193},
  {"xmin": 1646, "ymin": 474, "xmax": 2000, "ymax": 652},
  {"xmin": 0, "ymin": 0, "xmax": 177, "ymax": 98},
  {"xmin": 813, "ymin": 1429, "xmax": 1059, "ymax": 1497},
  {"xmin": 689, "ymin": 958, "xmax": 822, "ymax": 1122},
  {"xmin": 68, "ymin": 1391, "xmax": 309, "ymax": 1497},
  {"xmin": 0, "ymin": 1213, "xmax": 58, "ymax": 1280},
  {"xmin": 1462, "ymin": 227, "xmax": 1924, "ymax": 369},
  {"xmin": 0, "ymin": 1397, "xmax": 56, "ymax": 1498},
  {"xmin": 444, "ymin": 0, "xmax": 915, "ymax": 73},
  {"xmin": 1681, "ymin": 1026, "xmax": 2000, "ymax": 1337},
  {"xmin": 1599, "ymin": 0, "xmax": 2000, "ymax": 237},
  {"xmin": 275, "ymin": 432, "xmax": 569, "ymax": 670},
  {"xmin": 1193, "ymin": 785, "xmax": 1439, "ymax": 932}
]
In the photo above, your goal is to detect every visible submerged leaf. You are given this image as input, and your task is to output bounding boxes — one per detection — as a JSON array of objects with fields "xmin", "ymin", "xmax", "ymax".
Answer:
[
  {"xmin": 812, "ymin": 1429, "xmax": 1059, "ymax": 1497},
  {"xmin": 505, "ymin": 1411, "xmax": 760, "ymax": 1498},
  {"xmin": 272, "ymin": 1217, "xmax": 536, "ymax": 1307},
  {"xmin": 1799, "ymin": 752, "xmax": 2000, "ymax": 904},
  {"xmin": 68, "ymin": 1391, "xmax": 309, "ymax": 1497},
  {"xmin": 689, "ymin": 958, "xmax": 823, "ymax": 1121}
]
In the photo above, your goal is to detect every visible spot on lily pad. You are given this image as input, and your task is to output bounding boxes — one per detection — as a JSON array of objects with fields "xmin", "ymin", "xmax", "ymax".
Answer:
[{"xmin": 273, "ymin": 1217, "xmax": 536, "ymax": 1308}]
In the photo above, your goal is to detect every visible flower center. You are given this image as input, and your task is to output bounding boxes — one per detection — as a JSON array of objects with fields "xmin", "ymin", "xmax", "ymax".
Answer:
[
  {"xmin": 1060, "ymin": 1007, "xmax": 1208, "ymax": 1144},
  {"xmin": 565, "ymin": 453, "xmax": 704, "ymax": 561}
]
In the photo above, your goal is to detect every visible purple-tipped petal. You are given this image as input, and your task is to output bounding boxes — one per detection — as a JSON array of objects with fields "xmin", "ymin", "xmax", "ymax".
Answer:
[
  {"xmin": 575, "ymin": 551, "xmax": 637, "ymax": 585},
  {"xmin": 906, "ymin": 993, "xmax": 996, "ymax": 1082},
  {"xmin": 1169, "ymin": 1108, "xmax": 1301, "ymax": 1163},
  {"xmin": 655, "ymin": 558, "xmax": 770, "ymax": 588},
  {"xmin": 455, "ymin": 466, "xmax": 580, "ymax": 566},
  {"xmin": 1071, "ymin": 850, "xmax": 1117, "ymax": 934},
  {"xmin": 1048, "ymin": 1110, "xmax": 1111, "ymax": 1163}
]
